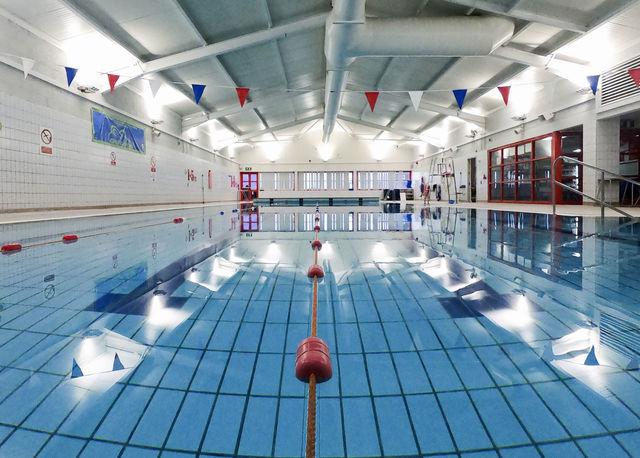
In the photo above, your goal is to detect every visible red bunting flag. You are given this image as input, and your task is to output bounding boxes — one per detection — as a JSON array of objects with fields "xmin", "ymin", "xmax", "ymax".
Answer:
[
  {"xmin": 497, "ymin": 86, "xmax": 511, "ymax": 106},
  {"xmin": 629, "ymin": 68, "xmax": 640, "ymax": 87},
  {"xmin": 365, "ymin": 92, "xmax": 379, "ymax": 111},
  {"xmin": 236, "ymin": 87, "xmax": 250, "ymax": 107},
  {"xmin": 108, "ymin": 74, "xmax": 120, "ymax": 92}
]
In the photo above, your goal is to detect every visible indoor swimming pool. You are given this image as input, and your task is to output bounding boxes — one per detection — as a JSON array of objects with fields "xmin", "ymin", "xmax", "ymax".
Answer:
[{"xmin": 0, "ymin": 205, "xmax": 639, "ymax": 457}]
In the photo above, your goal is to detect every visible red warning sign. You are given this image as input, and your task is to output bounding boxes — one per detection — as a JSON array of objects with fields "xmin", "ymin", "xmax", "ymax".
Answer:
[
  {"xmin": 40, "ymin": 127, "xmax": 54, "ymax": 155},
  {"xmin": 150, "ymin": 156, "xmax": 157, "ymax": 173},
  {"xmin": 110, "ymin": 152, "xmax": 117, "ymax": 166}
]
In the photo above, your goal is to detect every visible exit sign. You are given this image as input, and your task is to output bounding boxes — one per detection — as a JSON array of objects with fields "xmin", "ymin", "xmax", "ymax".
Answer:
[{"xmin": 244, "ymin": 167, "xmax": 252, "ymax": 171}]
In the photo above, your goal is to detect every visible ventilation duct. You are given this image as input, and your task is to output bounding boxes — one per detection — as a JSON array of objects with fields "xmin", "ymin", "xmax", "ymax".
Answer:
[{"xmin": 322, "ymin": 0, "xmax": 515, "ymax": 142}]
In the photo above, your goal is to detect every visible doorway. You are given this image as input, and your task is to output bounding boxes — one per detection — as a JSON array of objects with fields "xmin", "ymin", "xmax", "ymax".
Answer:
[
  {"xmin": 467, "ymin": 158, "xmax": 477, "ymax": 202},
  {"xmin": 240, "ymin": 172, "xmax": 259, "ymax": 201}
]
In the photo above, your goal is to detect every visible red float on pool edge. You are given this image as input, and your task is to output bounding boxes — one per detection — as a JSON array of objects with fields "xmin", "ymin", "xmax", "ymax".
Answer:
[
  {"xmin": 173, "ymin": 217, "xmax": 184, "ymax": 223},
  {"xmin": 295, "ymin": 336, "xmax": 332, "ymax": 383},
  {"xmin": 311, "ymin": 240, "xmax": 322, "ymax": 250}
]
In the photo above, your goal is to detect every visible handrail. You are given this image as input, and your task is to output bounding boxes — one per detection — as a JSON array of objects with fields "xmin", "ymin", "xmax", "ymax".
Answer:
[{"xmin": 551, "ymin": 156, "xmax": 640, "ymax": 219}]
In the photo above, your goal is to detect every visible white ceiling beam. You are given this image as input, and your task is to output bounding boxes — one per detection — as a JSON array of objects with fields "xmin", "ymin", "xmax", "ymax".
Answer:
[
  {"xmin": 182, "ymin": 86, "xmax": 323, "ymax": 131},
  {"xmin": 439, "ymin": 0, "xmax": 589, "ymax": 33},
  {"xmin": 338, "ymin": 115, "xmax": 420, "ymax": 140},
  {"xmin": 238, "ymin": 114, "xmax": 322, "ymax": 141},
  {"xmin": 141, "ymin": 13, "xmax": 329, "ymax": 76}
]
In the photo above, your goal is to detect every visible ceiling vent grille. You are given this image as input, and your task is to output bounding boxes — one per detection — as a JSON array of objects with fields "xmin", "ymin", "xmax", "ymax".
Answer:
[{"xmin": 601, "ymin": 55, "xmax": 640, "ymax": 106}]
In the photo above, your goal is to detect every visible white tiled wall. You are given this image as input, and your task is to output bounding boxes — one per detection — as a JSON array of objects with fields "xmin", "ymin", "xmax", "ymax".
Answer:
[{"xmin": 0, "ymin": 90, "xmax": 239, "ymax": 212}]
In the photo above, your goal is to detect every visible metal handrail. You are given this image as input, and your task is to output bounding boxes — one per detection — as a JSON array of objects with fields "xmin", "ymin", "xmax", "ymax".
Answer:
[{"xmin": 551, "ymin": 156, "xmax": 640, "ymax": 219}]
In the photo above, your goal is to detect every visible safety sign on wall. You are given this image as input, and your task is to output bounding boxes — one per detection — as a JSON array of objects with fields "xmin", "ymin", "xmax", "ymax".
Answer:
[
  {"xmin": 40, "ymin": 127, "xmax": 53, "ymax": 155},
  {"xmin": 110, "ymin": 152, "xmax": 117, "ymax": 166},
  {"xmin": 151, "ymin": 156, "xmax": 157, "ymax": 182}
]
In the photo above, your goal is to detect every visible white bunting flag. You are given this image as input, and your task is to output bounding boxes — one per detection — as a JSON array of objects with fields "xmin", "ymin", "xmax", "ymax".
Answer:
[
  {"xmin": 22, "ymin": 58, "xmax": 35, "ymax": 79},
  {"xmin": 148, "ymin": 79, "xmax": 163, "ymax": 98},
  {"xmin": 408, "ymin": 91, "xmax": 423, "ymax": 111}
]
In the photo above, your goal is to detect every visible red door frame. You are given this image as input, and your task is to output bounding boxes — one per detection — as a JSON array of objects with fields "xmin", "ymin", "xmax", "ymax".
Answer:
[{"xmin": 240, "ymin": 172, "xmax": 259, "ymax": 201}]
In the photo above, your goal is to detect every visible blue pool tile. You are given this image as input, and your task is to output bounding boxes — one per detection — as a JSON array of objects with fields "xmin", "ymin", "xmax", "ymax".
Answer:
[
  {"xmin": 161, "ymin": 451, "xmax": 196, "ymax": 458},
  {"xmin": 406, "ymin": 320, "xmax": 441, "ymax": 350},
  {"xmin": 366, "ymin": 353, "xmax": 400, "ymax": 395},
  {"xmin": 604, "ymin": 372, "xmax": 640, "ymax": 417},
  {"xmin": 0, "ymin": 331, "xmax": 46, "ymax": 365},
  {"xmin": 160, "ymin": 348, "xmax": 202, "ymax": 389},
  {"xmin": 280, "ymin": 354, "xmax": 305, "ymax": 397},
  {"xmin": 238, "ymin": 396, "xmax": 277, "ymax": 456},
  {"xmin": 198, "ymin": 298, "xmax": 226, "ymax": 321},
  {"xmin": 406, "ymin": 393, "xmax": 454, "ymax": 454},
  {"xmin": 202, "ymin": 394, "xmax": 245, "ymax": 454},
  {"xmin": 190, "ymin": 350, "xmax": 228, "ymax": 392},
  {"xmin": 359, "ymin": 322, "xmax": 389, "ymax": 352},
  {"xmin": 316, "ymin": 397, "xmax": 345, "ymax": 457},
  {"xmin": 461, "ymin": 452, "xmax": 499, "ymax": 458},
  {"xmin": 447, "ymin": 347, "xmax": 494, "ymax": 389},
  {"xmin": 182, "ymin": 320, "xmax": 213, "ymax": 348},
  {"xmin": 438, "ymin": 390, "xmax": 493, "ymax": 451},
  {"xmin": 577, "ymin": 435, "xmax": 628, "ymax": 457},
  {"xmin": 251, "ymin": 353, "xmax": 283, "ymax": 396},
  {"xmin": 375, "ymin": 299, "xmax": 402, "ymax": 321},
  {"xmin": 534, "ymin": 381, "xmax": 605, "ymax": 437},
  {"xmin": 474, "ymin": 345, "xmax": 526, "ymax": 386},
  {"xmin": 79, "ymin": 440, "xmax": 123, "ymax": 457},
  {"xmin": 502, "ymin": 343, "xmax": 557, "ymax": 383},
  {"xmin": 289, "ymin": 300, "xmax": 311, "ymax": 323},
  {"xmin": 207, "ymin": 321, "xmax": 240, "ymax": 351},
  {"xmin": 419, "ymin": 350, "xmax": 463, "ymax": 391},
  {"xmin": 470, "ymin": 388, "xmax": 530, "ymax": 447},
  {"xmin": 166, "ymin": 392, "xmax": 215, "ymax": 451},
  {"xmin": 94, "ymin": 384, "xmax": 154, "ymax": 442},
  {"xmin": 38, "ymin": 435, "xmax": 86, "ymax": 457},
  {"xmin": 333, "ymin": 300, "xmax": 356, "ymax": 323},
  {"xmin": 23, "ymin": 382, "xmax": 83, "ymax": 432},
  {"xmin": 120, "ymin": 446, "xmax": 159, "ymax": 457},
  {"xmin": 455, "ymin": 318, "xmax": 496, "ymax": 346},
  {"xmin": 219, "ymin": 352, "xmax": 256, "ymax": 394},
  {"xmin": 498, "ymin": 445, "xmax": 541, "ymax": 457},
  {"xmin": 353, "ymin": 299, "xmax": 378, "ymax": 321},
  {"xmin": 0, "ymin": 429, "xmax": 48, "ymax": 457},
  {"xmin": 243, "ymin": 299, "xmax": 269, "ymax": 322},
  {"xmin": 0, "ymin": 371, "xmax": 61, "ymax": 425},
  {"xmin": 0, "ymin": 425, "xmax": 12, "ymax": 443},
  {"xmin": 285, "ymin": 323, "xmax": 309, "ymax": 353},
  {"xmin": 0, "ymin": 368, "xmax": 31, "ymax": 403},
  {"xmin": 233, "ymin": 321, "xmax": 263, "ymax": 351},
  {"xmin": 392, "ymin": 351, "xmax": 431, "ymax": 394},
  {"xmin": 383, "ymin": 321, "xmax": 416, "ymax": 351},
  {"xmin": 335, "ymin": 323, "xmax": 361, "ymax": 353},
  {"xmin": 502, "ymin": 384, "xmax": 567, "ymax": 442},
  {"xmin": 266, "ymin": 301, "xmax": 290, "ymax": 323},
  {"xmin": 130, "ymin": 388, "xmax": 184, "ymax": 447},
  {"xmin": 59, "ymin": 384, "xmax": 124, "ymax": 437},
  {"xmin": 375, "ymin": 396, "xmax": 419, "ymax": 456},
  {"xmin": 431, "ymin": 319, "xmax": 468, "ymax": 348},
  {"xmin": 616, "ymin": 431, "xmax": 640, "ymax": 456},
  {"xmin": 260, "ymin": 323, "xmax": 286, "ymax": 353},
  {"xmin": 274, "ymin": 397, "xmax": 305, "ymax": 457},
  {"xmin": 339, "ymin": 354, "xmax": 370, "ymax": 396},
  {"xmin": 130, "ymin": 347, "xmax": 176, "ymax": 387},
  {"xmin": 342, "ymin": 397, "xmax": 380, "ymax": 457},
  {"xmin": 220, "ymin": 299, "xmax": 248, "ymax": 321}
]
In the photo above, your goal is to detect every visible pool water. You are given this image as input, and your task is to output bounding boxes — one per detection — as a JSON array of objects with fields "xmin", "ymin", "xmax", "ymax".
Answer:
[{"xmin": 0, "ymin": 205, "xmax": 639, "ymax": 457}]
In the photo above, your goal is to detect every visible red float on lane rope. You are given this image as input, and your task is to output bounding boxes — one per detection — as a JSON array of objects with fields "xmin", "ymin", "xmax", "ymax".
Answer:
[
  {"xmin": 62, "ymin": 235, "xmax": 78, "ymax": 244},
  {"xmin": 314, "ymin": 225, "xmax": 321, "ymax": 232},
  {"xmin": 315, "ymin": 217, "xmax": 320, "ymax": 222},
  {"xmin": 295, "ymin": 337, "xmax": 333, "ymax": 383},
  {"xmin": 173, "ymin": 217, "xmax": 184, "ymax": 223},
  {"xmin": 307, "ymin": 264, "xmax": 324, "ymax": 278},
  {"xmin": 311, "ymin": 240, "xmax": 322, "ymax": 250},
  {"xmin": 1, "ymin": 244, "xmax": 22, "ymax": 253}
]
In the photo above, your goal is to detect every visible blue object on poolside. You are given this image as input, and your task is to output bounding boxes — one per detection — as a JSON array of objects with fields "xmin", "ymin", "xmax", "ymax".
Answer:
[
  {"xmin": 220, "ymin": 211, "xmax": 224, "ymax": 215},
  {"xmin": 449, "ymin": 199, "xmax": 455, "ymax": 204}
]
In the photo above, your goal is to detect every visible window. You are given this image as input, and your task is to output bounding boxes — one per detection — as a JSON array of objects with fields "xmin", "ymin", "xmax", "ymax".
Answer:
[
  {"xmin": 259, "ymin": 172, "xmax": 295, "ymax": 191},
  {"xmin": 357, "ymin": 171, "xmax": 411, "ymax": 190}
]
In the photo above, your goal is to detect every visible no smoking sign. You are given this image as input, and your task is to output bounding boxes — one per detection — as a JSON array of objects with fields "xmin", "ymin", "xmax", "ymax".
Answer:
[{"xmin": 40, "ymin": 127, "xmax": 53, "ymax": 155}]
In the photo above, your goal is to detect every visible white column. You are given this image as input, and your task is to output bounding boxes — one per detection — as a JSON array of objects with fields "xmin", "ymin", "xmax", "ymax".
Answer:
[{"xmin": 583, "ymin": 116, "xmax": 620, "ymax": 203}]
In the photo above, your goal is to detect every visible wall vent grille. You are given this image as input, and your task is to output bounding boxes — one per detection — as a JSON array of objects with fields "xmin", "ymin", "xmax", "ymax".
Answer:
[{"xmin": 601, "ymin": 55, "xmax": 640, "ymax": 106}]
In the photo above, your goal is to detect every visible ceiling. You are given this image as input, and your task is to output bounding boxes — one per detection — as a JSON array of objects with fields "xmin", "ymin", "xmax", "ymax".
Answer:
[{"xmin": 1, "ymin": 0, "xmax": 640, "ymax": 146}]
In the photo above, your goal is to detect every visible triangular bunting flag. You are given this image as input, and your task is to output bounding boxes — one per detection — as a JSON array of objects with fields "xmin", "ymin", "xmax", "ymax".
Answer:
[
  {"xmin": 365, "ymin": 91, "xmax": 379, "ymax": 111},
  {"xmin": 497, "ymin": 86, "xmax": 511, "ymax": 106},
  {"xmin": 584, "ymin": 346, "xmax": 600, "ymax": 366},
  {"xmin": 628, "ymin": 68, "xmax": 640, "ymax": 87},
  {"xmin": 192, "ymin": 84, "xmax": 206, "ymax": 104},
  {"xmin": 65, "ymin": 67, "xmax": 78, "ymax": 87},
  {"xmin": 453, "ymin": 89, "xmax": 467, "ymax": 110},
  {"xmin": 107, "ymin": 74, "xmax": 120, "ymax": 92},
  {"xmin": 71, "ymin": 358, "xmax": 84, "ymax": 378},
  {"xmin": 148, "ymin": 79, "xmax": 163, "ymax": 98},
  {"xmin": 586, "ymin": 75, "xmax": 600, "ymax": 95},
  {"xmin": 236, "ymin": 87, "xmax": 250, "ymax": 107},
  {"xmin": 21, "ymin": 58, "xmax": 35, "ymax": 79},
  {"xmin": 408, "ymin": 91, "xmax": 423, "ymax": 111},
  {"xmin": 112, "ymin": 353, "xmax": 125, "ymax": 371}
]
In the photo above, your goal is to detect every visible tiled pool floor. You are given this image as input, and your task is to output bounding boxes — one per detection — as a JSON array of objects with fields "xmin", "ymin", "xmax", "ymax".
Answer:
[{"xmin": 0, "ymin": 206, "xmax": 639, "ymax": 457}]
